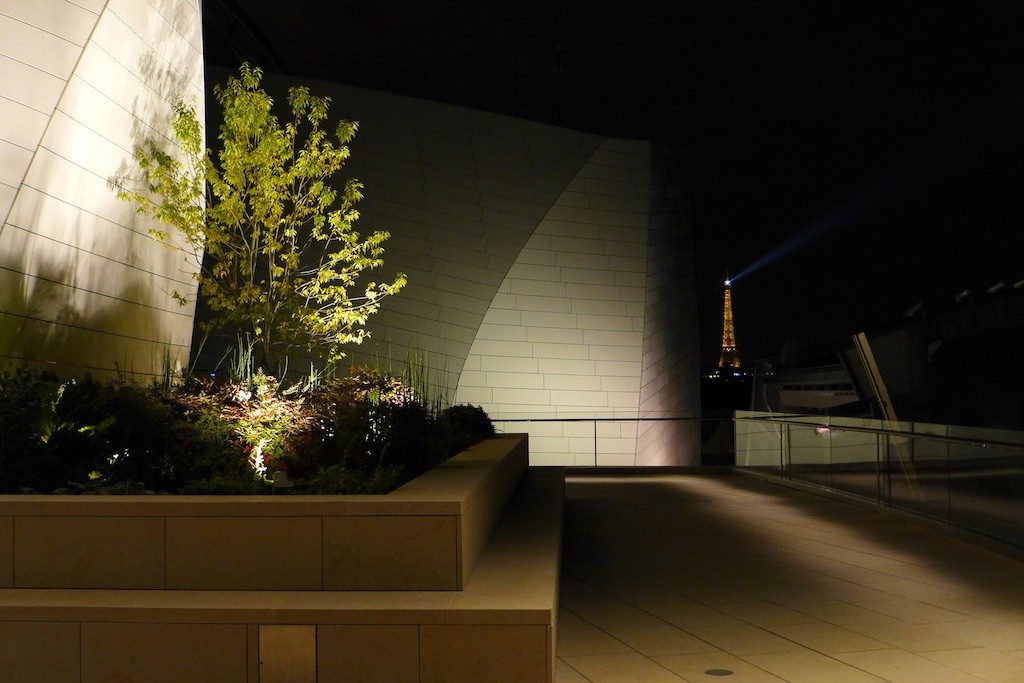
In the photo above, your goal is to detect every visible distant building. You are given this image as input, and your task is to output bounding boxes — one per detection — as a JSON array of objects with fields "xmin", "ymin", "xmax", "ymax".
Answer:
[
  {"xmin": 750, "ymin": 279, "xmax": 1024, "ymax": 431},
  {"xmin": 717, "ymin": 279, "xmax": 742, "ymax": 372}
]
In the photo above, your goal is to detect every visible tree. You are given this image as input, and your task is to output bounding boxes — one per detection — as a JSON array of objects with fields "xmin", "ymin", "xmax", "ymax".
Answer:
[{"xmin": 114, "ymin": 63, "xmax": 406, "ymax": 372}]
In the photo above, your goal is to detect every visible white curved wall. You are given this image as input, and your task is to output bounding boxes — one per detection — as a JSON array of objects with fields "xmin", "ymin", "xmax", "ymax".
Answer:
[
  {"xmin": 0, "ymin": 0, "xmax": 204, "ymax": 379},
  {"xmin": 243, "ymin": 73, "xmax": 701, "ymax": 465},
  {"xmin": 1, "ymin": 2, "xmax": 697, "ymax": 464}
]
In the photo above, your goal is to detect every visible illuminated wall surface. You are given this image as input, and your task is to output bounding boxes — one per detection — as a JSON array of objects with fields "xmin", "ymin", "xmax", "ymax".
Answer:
[
  {"xmin": 0, "ymin": 0, "xmax": 204, "ymax": 380},
  {"xmin": 0, "ymin": 0, "xmax": 696, "ymax": 467},
  {"xmin": 249, "ymin": 73, "xmax": 701, "ymax": 466}
]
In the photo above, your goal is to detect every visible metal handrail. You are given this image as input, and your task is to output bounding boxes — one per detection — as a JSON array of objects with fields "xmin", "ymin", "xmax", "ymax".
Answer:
[
  {"xmin": 493, "ymin": 416, "xmax": 723, "ymax": 468},
  {"xmin": 734, "ymin": 413, "xmax": 1024, "ymax": 552},
  {"xmin": 735, "ymin": 414, "xmax": 1024, "ymax": 451},
  {"xmin": 494, "ymin": 416, "xmax": 702, "ymax": 422}
]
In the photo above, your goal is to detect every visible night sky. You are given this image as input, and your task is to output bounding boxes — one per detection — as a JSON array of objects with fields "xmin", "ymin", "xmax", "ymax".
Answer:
[{"xmin": 205, "ymin": 1, "xmax": 1024, "ymax": 370}]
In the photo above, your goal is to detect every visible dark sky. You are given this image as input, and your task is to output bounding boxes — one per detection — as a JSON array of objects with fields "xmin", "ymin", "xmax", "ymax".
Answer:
[{"xmin": 205, "ymin": 1, "xmax": 1024, "ymax": 369}]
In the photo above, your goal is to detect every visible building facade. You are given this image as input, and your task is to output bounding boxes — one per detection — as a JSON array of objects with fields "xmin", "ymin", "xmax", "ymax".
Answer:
[
  {"xmin": 1, "ymin": 0, "xmax": 700, "ymax": 466},
  {"xmin": 0, "ymin": 0, "xmax": 205, "ymax": 380},
  {"xmin": 242, "ymin": 72, "xmax": 701, "ymax": 466}
]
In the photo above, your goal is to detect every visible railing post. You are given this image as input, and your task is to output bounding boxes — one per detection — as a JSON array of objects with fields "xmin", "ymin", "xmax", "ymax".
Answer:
[
  {"xmin": 876, "ymin": 436, "xmax": 884, "ymax": 505},
  {"xmin": 780, "ymin": 423, "xmax": 788, "ymax": 475}
]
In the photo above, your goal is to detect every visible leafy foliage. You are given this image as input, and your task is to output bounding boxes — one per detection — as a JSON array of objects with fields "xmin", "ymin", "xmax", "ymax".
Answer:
[
  {"xmin": 0, "ymin": 364, "xmax": 493, "ymax": 495},
  {"xmin": 113, "ymin": 63, "xmax": 406, "ymax": 370},
  {"xmin": 437, "ymin": 403, "xmax": 497, "ymax": 456},
  {"xmin": 307, "ymin": 366, "xmax": 438, "ymax": 481}
]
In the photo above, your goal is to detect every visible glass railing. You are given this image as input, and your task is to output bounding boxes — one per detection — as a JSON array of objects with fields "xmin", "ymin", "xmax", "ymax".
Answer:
[
  {"xmin": 734, "ymin": 411, "xmax": 1024, "ymax": 549},
  {"xmin": 493, "ymin": 415, "xmax": 734, "ymax": 467}
]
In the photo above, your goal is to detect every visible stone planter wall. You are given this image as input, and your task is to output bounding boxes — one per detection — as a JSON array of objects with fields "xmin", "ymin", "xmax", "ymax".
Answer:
[
  {"xmin": 0, "ymin": 460, "xmax": 564, "ymax": 682},
  {"xmin": 0, "ymin": 434, "xmax": 528, "ymax": 592}
]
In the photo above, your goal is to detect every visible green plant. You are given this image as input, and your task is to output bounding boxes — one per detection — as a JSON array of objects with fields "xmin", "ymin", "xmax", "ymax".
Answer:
[
  {"xmin": 112, "ymin": 63, "xmax": 406, "ymax": 372},
  {"xmin": 180, "ymin": 473, "xmax": 272, "ymax": 495},
  {"xmin": 0, "ymin": 365, "xmax": 61, "ymax": 469},
  {"xmin": 302, "ymin": 463, "xmax": 401, "ymax": 494},
  {"xmin": 436, "ymin": 403, "xmax": 496, "ymax": 456},
  {"xmin": 87, "ymin": 380, "xmax": 177, "ymax": 490},
  {"xmin": 164, "ymin": 376, "xmax": 300, "ymax": 485},
  {"xmin": 0, "ymin": 367, "xmax": 117, "ymax": 493},
  {"xmin": 221, "ymin": 374, "xmax": 321, "ymax": 479},
  {"xmin": 308, "ymin": 367, "xmax": 418, "ymax": 474},
  {"xmin": 0, "ymin": 361, "xmax": 494, "ymax": 496}
]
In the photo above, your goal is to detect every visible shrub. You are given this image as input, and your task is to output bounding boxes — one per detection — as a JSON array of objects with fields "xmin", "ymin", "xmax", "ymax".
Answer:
[
  {"xmin": 0, "ymin": 367, "xmax": 114, "ymax": 493},
  {"xmin": 436, "ymin": 403, "xmax": 496, "ymax": 456},
  {"xmin": 303, "ymin": 463, "xmax": 402, "ymax": 495},
  {"xmin": 302, "ymin": 366, "xmax": 437, "ymax": 485},
  {"xmin": 0, "ymin": 363, "xmax": 494, "ymax": 495}
]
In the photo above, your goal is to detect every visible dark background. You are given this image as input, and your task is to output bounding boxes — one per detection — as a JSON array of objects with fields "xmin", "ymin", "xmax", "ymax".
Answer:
[{"xmin": 204, "ymin": 1, "xmax": 1024, "ymax": 371}]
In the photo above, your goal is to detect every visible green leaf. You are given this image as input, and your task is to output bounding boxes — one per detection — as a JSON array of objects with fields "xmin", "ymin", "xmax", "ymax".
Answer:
[{"xmin": 113, "ymin": 62, "xmax": 406, "ymax": 371}]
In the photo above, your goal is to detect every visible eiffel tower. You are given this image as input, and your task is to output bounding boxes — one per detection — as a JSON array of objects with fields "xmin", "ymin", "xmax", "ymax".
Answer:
[{"xmin": 717, "ymin": 278, "xmax": 741, "ymax": 370}]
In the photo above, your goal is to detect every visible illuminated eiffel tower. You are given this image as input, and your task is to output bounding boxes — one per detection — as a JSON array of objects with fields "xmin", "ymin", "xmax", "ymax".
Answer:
[{"xmin": 717, "ymin": 278, "xmax": 741, "ymax": 370}]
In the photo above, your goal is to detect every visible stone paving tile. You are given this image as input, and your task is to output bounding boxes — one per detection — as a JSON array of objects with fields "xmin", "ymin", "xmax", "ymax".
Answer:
[
  {"xmin": 922, "ymin": 647, "xmax": 1024, "ymax": 683},
  {"xmin": 681, "ymin": 622, "xmax": 807, "ymax": 656},
  {"xmin": 653, "ymin": 650, "xmax": 787, "ymax": 682},
  {"xmin": 834, "ymin": 648, "xmax": 988, "ymax": 682},
  {"xmin": 766, "ymin": 621, "xmax": 889, "ymax": 654},
  {"xmin": 602, "ymin": 623, "xmax": 719, "ymax": 657},
  {"xmin": 743, "ymin": 650, "xmax": 888, "ymax": 682},
  {"xmin": 714, "ymin": 599, "xmax": 823, "ymax": 628},
  {"xmin": 560, "ymin": 652, "xmax": 688, "ymax": 682},
  {"xmin": 556, "ymin": 622, "xmax": 633, "ymax": 657}
]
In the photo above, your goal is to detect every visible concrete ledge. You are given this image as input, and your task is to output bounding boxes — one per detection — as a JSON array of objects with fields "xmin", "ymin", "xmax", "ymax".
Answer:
[
  {"xmin": 0, "ymin": 434, "xmax": 528, "ymax": 592},
  {"xmin": 0, "ymin": 466, "xmax": 565, "ymax": 682}
]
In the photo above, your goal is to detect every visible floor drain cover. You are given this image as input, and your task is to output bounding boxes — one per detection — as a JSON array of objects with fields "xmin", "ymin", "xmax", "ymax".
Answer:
[{"xmin": 704, "ymin": 669, "xmax": 734, "ymax": 677}]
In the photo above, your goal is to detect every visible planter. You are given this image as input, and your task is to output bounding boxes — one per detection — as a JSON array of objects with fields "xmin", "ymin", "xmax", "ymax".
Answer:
[{"xmin": 0, "ymin": 434, "xmax": 529, "ymax": 591}]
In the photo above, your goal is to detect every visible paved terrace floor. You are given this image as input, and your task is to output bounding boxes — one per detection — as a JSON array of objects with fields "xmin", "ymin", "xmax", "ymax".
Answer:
[{"xmin": 555, "ymin": 472, "xmax": 1024, "ymax": 682}]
